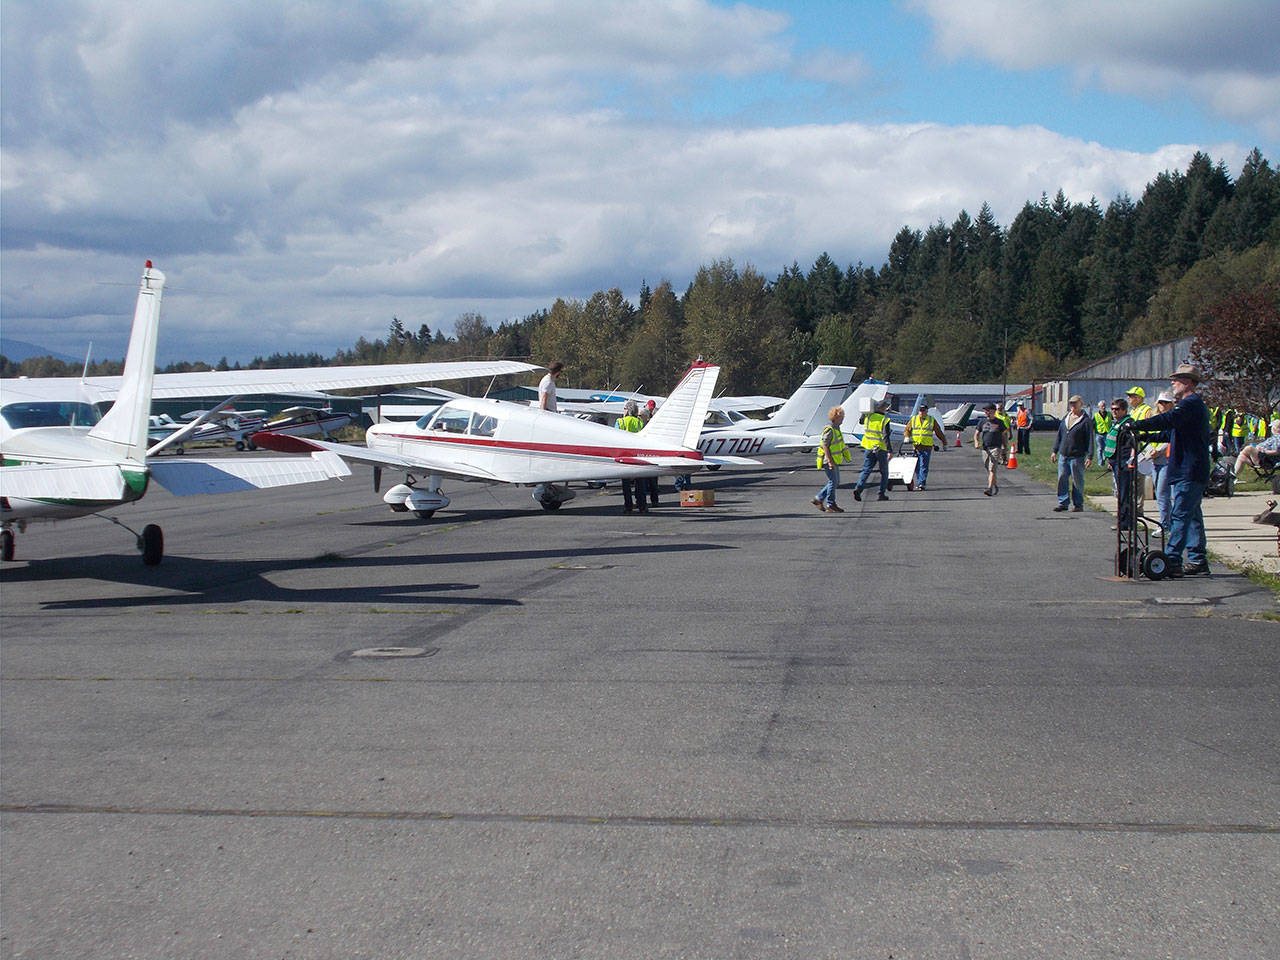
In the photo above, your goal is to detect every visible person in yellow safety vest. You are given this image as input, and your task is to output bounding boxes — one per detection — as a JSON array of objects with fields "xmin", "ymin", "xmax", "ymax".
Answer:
[
  {"xmin": 615, "ymin": 400, "xmax": 648, "ymax": 515},
  {"xmin": 1014, "ymin": 402, "xmax": 1032, "ymax": 455},
  {"xmin": 1209, "ymin": 405, "xmax": 1222, "ymax": 457},
  {"xmin": 812, "ymin": 406, "xmax": 851, "ymax": 512},
  {"xmin": 1126, "ymin": 386, "xmax": 1152, "ymax": 423},
  {"xmin": 1093, "ymin": 400, "xmax": 1112, "ymax": 463},
  {"xmin": 908, "ymin": 401, "xmax": 947, "ymax": 490},
  {"xmin": 1232, "ymin": 410, "xmax": 1250, "ymax": 453},
  {"xmin": 853, "ymin": 398, "xmax": 893, "ymax": 501}
]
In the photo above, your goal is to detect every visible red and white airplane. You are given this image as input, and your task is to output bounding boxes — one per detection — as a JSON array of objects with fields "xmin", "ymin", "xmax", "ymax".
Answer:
[{"xmin": 254, "ymin": 361, "xmax": 757, "ymax": 518}]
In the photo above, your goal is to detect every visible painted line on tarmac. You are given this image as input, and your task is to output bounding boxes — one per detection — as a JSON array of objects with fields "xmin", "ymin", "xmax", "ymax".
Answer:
[{"xmin": 2, "ymin": 804, "xmax": 1274, "ymax": 836}]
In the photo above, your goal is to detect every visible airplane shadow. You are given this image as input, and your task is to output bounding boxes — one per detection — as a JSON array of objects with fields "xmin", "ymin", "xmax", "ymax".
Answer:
[{"xmin": 8, "ymin": 541, "xmax": 731, "ymax": 611}]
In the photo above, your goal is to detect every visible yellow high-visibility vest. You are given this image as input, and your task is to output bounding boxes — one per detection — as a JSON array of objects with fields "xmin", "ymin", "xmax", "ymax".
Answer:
[
  {"xmin": 816, "ymin": 425, "xmax": 851, "ymax": 467},
  {"xmin": 861, "ymin": 412, "xmax": 890, "ymax": 451},
  {"xmin": 910, "ymin": 413, "xmax": 938, "ymax": 448}
]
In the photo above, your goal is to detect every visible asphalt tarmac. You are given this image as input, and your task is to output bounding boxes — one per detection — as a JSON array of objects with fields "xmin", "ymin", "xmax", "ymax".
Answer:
[{"xmin": 2, "ymin": 447, "xmax": 1277, "ymax": 959}]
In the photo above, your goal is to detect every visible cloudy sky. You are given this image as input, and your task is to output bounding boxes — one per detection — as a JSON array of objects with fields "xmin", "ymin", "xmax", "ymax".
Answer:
[{"xmin": 2, "ymin": 0, "xmax": 1278, "ymax": 363}]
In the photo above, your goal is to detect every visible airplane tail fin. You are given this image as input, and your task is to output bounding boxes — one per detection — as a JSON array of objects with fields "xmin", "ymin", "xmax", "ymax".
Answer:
[
  {"xmin": 766, "ymin": 365, "xmax": 857, "ymax": 436},
  {"xmin": 88, "ymin": 262, "xmax": 165, "ymax": 463},
  {"xmin": 644, "ymin": 362, "xmax": 720, "ymax": 449}
]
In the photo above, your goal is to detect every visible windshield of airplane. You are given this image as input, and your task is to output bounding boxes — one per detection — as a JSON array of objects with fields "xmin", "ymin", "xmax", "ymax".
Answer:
[
  {"xmin": 1, "ymin": 401, "xmax": 102, "ymax": 430},
  {"xmin": 425, "ymin": 404, "xmax": 472, "ymax": 434}
]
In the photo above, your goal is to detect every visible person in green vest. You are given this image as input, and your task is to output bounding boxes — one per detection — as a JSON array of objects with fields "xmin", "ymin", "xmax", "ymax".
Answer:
[
  {"xmin": 1093, "ymin": 400, "xmax": 1111, "ymax": 463},
  {"xmin": 615, "ymin": 400, "xmax": 647, "ymax": 515},
  {"xmin": 812, "ymin": 406, "xmax": 850, "ymax": 512},
  {"xmin": 853, "ymin": 398, "xmax": 893, "ymax": 502},
  {"xmin": 1103, "ymin": 396, "xmax": 1137, "ymax": 530}
]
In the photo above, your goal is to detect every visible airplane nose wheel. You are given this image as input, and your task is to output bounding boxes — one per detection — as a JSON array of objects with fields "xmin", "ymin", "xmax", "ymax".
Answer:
[{"xmin": 137, "ymin": 524, "xmax": 164, "ymax": 565}]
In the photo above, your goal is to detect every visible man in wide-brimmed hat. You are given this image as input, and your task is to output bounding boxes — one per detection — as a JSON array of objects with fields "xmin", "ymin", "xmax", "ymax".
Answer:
[{"xmin": 1131, "ymin": 363, "xmax": 1211, "ymax": 576}]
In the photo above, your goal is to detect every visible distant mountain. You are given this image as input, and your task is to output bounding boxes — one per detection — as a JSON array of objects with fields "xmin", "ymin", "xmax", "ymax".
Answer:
[{"xmin": 0, "ymin": 338, "xmax": 80, "ymax": 364}]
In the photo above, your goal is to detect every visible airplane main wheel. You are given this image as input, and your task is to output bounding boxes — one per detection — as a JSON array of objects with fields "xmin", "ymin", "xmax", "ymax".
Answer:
[
  {"xmin": 413, "ymin": 510, "xmax": 436, "ymax": 519},
  {"xmin": 1, "ymin": 530, "xmax": 14, "ymax": 562},
  {"xmin": 139, "ymin": 524, "xmax": 164, "ymax": 566},
  {"xmin": 235, "ymin": 440, "xmax": 246, "ymax": 451},
  {"xmin": 540, "ymin": 500, "xmax": 562, "ymax": 511}
]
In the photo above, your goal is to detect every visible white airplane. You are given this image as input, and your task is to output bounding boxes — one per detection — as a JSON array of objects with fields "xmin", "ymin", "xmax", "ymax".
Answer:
[
  {"xmin": 0, "ymin": 263, "xmax": 543, "ymax": 563},
  {"xmin": 695, "ymin": 364, "xmax": 858, "ymax": 459},
  {"xmin": 148, "ymin": 407, "xmax": 268, "ymax": 453},
  {"xmin": 254, "ymin": 361, "xmax": 758, "ymax": 518}
]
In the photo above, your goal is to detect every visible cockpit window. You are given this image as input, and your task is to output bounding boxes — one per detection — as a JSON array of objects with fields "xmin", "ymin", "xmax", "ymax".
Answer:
[
  {"xmin": 427, "ymin": 404, "xmax": 472, "ymax": 434},
  {"xmin": 1, "ymin": 401, "xmax": 102, "ymax": 430},
  {"xmin": 704, "ymin": 410, "xmax": 734, "ymax": 427},
  {"xmin": 470, "ymin": 414, "xmax": 497, "ymax": 437}
]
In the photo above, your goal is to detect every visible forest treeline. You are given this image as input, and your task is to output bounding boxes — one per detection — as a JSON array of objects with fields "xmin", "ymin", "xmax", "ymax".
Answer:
[{"xmin": 5, "ymin": 149, "xmax": 1278, "ymax": 396}]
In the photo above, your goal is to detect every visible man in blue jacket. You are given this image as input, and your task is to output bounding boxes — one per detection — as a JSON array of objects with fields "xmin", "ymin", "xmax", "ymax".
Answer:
[{"xmin": 1132, "ymin": 364, "xmax": 1212, "ymax": 577}]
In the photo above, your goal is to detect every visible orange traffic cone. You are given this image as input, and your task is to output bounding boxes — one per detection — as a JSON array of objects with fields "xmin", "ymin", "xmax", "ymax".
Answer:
[
  {"xmin": 1007, "ymin": 449, "xmax": 1018, "ymax": 469},
  {"xmin": 954, "ymin": 431, "xmax": 961, "ymax": 447}
]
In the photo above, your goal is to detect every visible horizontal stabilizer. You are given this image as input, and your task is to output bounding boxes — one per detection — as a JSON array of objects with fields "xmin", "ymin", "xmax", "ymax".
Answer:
[
  {"xmin": 148, "ymin": 452, "xmax": 350, "ymax": 496},
  {"xmin": 0, "ymin": 462, "xmax": 128, "ymax": 501},
  {"xmin": 614, "ymin": 456, "xmax": 707, "ymax": 468},
  {"xmin": 700, "ymin": 455, "xmax": 761, "ymax": 466}
]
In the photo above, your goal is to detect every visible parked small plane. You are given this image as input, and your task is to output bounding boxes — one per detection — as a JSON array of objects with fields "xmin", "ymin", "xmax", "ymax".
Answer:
[
  {"xmin": 262, "ymin": 406, "xmax": 356, "ymax": 441},
  {"xmin": 0, "ymin": 263, "xmax": 542, "ymax": 563},
  {"xmin": 254, "ymin": 361, "xmax": 758, "ymax": 518}
]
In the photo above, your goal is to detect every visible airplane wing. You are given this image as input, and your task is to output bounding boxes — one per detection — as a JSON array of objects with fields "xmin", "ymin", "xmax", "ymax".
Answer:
[
  {"xmin": 0, "ymin": 462, "xmax": 129, "ymax": 501},
  {"xmin": 711, "ymin": 395, "xmax": 787, "ymax": 412},
  {"xmin": 9, "ymin": 360, "xmax": 544, "ymax": 404},
  {"xmin": 147, "ymin": 451, "xmax": 351, "ymax": 496}
]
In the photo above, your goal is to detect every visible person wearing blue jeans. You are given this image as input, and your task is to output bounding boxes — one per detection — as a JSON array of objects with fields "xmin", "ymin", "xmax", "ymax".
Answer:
[
  {"xmin": 1051, "ymin": 395, "xmax": 1093, "ymax": 511},
  {"xmin": 853, "ymin": 398, "xmax": 892, "ymax": 502},
  {"xmin": 1131, "ymin": 364, "xmax": 1212, "ymax": 576},
  {"xmin": 812, "ymin": 407, "xmax": 849, "ymax": 512}
]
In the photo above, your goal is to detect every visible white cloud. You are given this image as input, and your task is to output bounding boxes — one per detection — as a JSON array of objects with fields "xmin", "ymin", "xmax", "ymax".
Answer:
[{"xmin": 909, "ymin": 0, "xmax": 1280, "ymax": 135}]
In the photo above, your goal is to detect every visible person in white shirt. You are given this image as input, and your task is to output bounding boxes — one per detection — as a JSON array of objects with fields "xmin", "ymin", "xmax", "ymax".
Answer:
[{"xmin": 539, "ymin": 361, "xmax": 564, "ymax": 412}]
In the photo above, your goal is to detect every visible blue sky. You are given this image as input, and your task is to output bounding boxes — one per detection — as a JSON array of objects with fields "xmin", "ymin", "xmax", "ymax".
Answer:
[{"xmin": 2, "ymin": 0, "xmax": 1277, "ymax": 364}]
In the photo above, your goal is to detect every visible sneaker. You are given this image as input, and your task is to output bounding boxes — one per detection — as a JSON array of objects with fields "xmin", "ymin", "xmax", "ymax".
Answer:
[
  {"xmin": 811, "ymin": 497, "xmax": 826, "ymax": 511},
  {"xmin": 1071, "ymin": 505, "xmax": 1083, "ymax": 512},
  {"xmin": 826, "ymin": 504, "xmax": 844, "ymax": 513},
  {"xmin": 1053, "ymin": 504, "xmax": 1068, "ymax": 512},
  {"xmin": 918, "ymin": 483, "xmax": 926, "ymax": 490},
  {"xmin": 852, "ymin": 487, "xmax": 862, "ymax": 502},
  {"xmin": 983, "ymin": 488, "xmax": 992, "ymax": 496},
  {"xmin": 1165, "ymin": 562, "xmax": 1184, "ymax": 579},
  {"xmin": 877, "ymin": 493, "xmax": 889, "ymax": 501},
  {"xmin": 1182, "ymin": 562, "xmax": 1212, "ymax": 576}
]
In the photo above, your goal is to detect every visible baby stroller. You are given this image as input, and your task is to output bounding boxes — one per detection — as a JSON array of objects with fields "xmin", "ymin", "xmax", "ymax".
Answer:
[{"xmin": 1204, "ymin": 454, "xmax": 1235, "ymax": 498}]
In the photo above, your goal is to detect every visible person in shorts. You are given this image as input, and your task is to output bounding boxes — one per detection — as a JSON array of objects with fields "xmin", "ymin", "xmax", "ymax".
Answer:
[{"xmin": 975, "ymin": 403, "xmax": 1008, "ymax": 496}]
